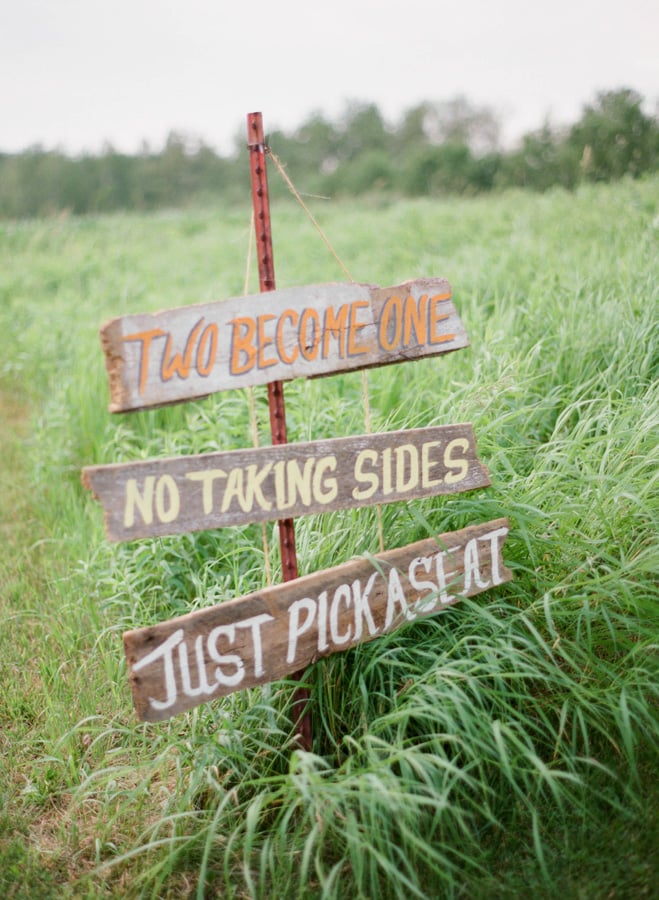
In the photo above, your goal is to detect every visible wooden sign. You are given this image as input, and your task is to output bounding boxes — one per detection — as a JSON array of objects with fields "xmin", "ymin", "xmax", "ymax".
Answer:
[
  {"xmin": 82, "ymin": 423, "xmax": 490, "ymax": 542},
  {"xmin": 124, "ymin": 518, "xmax": 512, "ymax": 721},
  {"xmin": 101, "ymin": 277, "xmax": 468, "ymax": 412},
  {"xmin": 81, "ymin": 117, "xmax": 513, "ymax": 738}
]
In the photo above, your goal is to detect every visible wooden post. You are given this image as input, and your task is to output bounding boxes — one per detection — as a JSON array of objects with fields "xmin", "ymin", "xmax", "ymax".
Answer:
[{"xmin": 247, "ymin": 112, "xmax": 311, "ymax": 751}]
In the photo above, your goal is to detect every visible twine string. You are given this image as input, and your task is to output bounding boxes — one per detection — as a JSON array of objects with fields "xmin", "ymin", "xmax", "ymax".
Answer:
[
  {"xmin": 267, "ymin": 148, "xmax": 354, "ymax": 282},
  {"xmin": 267, "ymin": 146, "xmax": 385, "ymax": 553}
]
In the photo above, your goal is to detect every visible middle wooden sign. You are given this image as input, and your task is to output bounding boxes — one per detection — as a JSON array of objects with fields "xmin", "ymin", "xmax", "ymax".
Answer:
[
  {"xmin": 83, "ymin": 423, "xmax": 490, "ymax": 542},
  {"xmin": 100, "ymin": 277, "xmax": 467, "ymax": 412}
]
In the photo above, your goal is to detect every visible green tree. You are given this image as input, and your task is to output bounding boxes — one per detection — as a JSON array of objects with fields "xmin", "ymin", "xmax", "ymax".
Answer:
[
  {"xmin": 328, "ymin": 150, "xmax": 395, "ymax": 195},
  {"xmin": 497, "ymin": 124, "xmax": 579, "ymax": 191},
  {"xmin": 336, "ymin": 102, "xmax": 392, "ymax": 161},
  {"xmin": 430, "ymin": 96, "xmax": 500, "ymax": 155},
  {"xmin": 568, "ymin": 88, "xmax": 658, "ymax": 181},
  {"xmin": 401, "ymin": 142, "xmax": 480, "ymax": 195}
]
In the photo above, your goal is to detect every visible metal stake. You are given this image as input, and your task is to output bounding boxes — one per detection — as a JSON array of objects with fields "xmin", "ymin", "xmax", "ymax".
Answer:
[{"xmin": 246, "ymin": 112, "xmax": 311, "ymax": 751}]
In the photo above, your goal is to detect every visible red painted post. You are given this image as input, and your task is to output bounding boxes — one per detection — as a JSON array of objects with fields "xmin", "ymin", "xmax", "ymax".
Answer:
[
  {"xmin": 246, "ymin": 113, "xmax": 298, "ymax": 581},
  {"xmin": 246, "ymin": 112, "xmax": 311, "ymax": 751}
]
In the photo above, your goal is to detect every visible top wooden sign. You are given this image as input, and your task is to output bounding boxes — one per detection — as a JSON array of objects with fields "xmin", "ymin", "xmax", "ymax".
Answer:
[{"xmin": 100, "ymin": 277, "xmax": 467, "ymax": 412}]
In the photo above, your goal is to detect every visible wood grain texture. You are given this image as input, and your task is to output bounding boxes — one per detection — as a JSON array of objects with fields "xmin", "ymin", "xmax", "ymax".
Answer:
[
  {"xmin": 82, "ymin": 424, "xmax": 490, "ymax": 541},
  {"xmin": 100, "ymin": 278, "xmax": 467, "ymax": 411},
  {"xmin": 123, "ymin": 518, "xmax": 512, "ymax": 721}
]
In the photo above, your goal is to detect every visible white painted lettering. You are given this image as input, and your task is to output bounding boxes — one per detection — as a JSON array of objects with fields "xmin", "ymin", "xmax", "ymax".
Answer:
[
  {"xmin": 394, "ymin": 444, "xmax": 419, "ymax": 492},
  {"xmin": 330, "ymin": 584, "xmax": 352, "ymax": 645},
  {"xmin": 478, "ymin": 526, "xmax": 509, "ymax": 585},
  {"xmin": 221, "ymin": 468, "xmax": 249, "ymax": 513},
  {"xmin": 435, "ymin": 548, "xmax": 459, "ymax": 605},
  {"xmin": 317, "ymin": 590, "xmax": 329, "ymax": 652},
  {"xmin": 408, "ymin": 555, "xmax": 438, "ymax": 614},
  {"xmin": 185, "ymin": 468, "xmax": 227, "ymax": 514},
  {"xmin": 352, "ymin": 449, "xmax": 379, "ymax": 501},
  {"xmin": 443, "ymin": 438, "xmax": 469, "ymax": 485},
  {"xmin": 352, "ymin": 573, "xmax": 379, "ymax": 641},
  {"xmin": 382, "ymin": 447, "xmax": 394, "ymax": 496},
  {"xmin": 384, "ymin": 567, "xmax": 416, "ymax": 629},
  {"xmin": 287, "ymin": 598, "xmax": 317, "ymax": 664},
  {"xmin": 421, "ymin": 441, "xmax": 443, "ymax": 488},
  {"xmin": 313, "ymin": 456, "xmax": 339, "ymax": 504},
  {"xmin": 154, "ymin": 474, "xmax": 180, "ymax": 523},
  {"xmin": 238, "ymin": 613, "xmax": 274, "ymax": 677},
  {"xmin": 178, "ymin": 635, "xmax": 217, "ymax": 697},
  {"xmin": 124, "ymin": 476, "xmax": 156, "ymax": 528},
  {"xmin": 462, "ymin": 537, "xmax": 490, "ymax": 594},
  {"xmin": 133, "ymin": 628, "xmax": 184, "ymax": 711},
  {"xmin": 206, "ymin": 624, "xmax": 245, "ymax": 687},
  {"xmin": 244, "ymin": 463, "xmax": 274, "ymax": 512},
  {"xmin": 286, "ymin": 458, "xmax": 316, "ymax": 507}
]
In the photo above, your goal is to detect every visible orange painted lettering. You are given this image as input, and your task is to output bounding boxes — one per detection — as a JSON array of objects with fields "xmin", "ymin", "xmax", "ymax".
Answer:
[
  {"xmin": 196, "ymin": 323, "xmax": 218, "ymax": 377},
  {"xmin": 322, "ymin": 303, "xmax": 350, "ymax": 359},
  {"xmin": 299, "ymin": 308, "xmax": 321, "ymax": 362},
  {"xmin": 229, "ymin": 317, "xmax": 257, "ymax": 375},
  {"xmin": 402, "ymin": 294, "xmax": 428, "ymax": 347},
  {"xmin": 347, "ymin": 301, "xmax": 370, "ymax": 356},
  {"xmin": 428, "ymin": 292, "xmax": 454, "ymax": 345},
  {"xmin": 161, "ymin": 318, "xmax": 205, "ymax": 382},
  {"xmin": 257, "ymin": 314, "xmax": 278, "ymax": 369},
  {"xmin": 276, "ymin": 309, "xmax": 299, "ymax": 365},
  {"xmin": 123, "ymin": 328, "xmax": 166, "ymax": 396},
  {"xmin": 378, "ymin": 295, "xmax": 403, "ymax": 352}
]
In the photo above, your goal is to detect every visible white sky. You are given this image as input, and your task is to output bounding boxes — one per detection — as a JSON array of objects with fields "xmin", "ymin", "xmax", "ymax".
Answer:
[{"xmin": 1, "ymin": 0, "xmax": 657, "ymax": 155}]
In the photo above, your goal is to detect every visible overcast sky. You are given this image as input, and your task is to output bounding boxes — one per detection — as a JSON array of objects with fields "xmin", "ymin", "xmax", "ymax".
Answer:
[{"xmin": 1, "ymin": 0, "xmax": 657, "ymax": 156}]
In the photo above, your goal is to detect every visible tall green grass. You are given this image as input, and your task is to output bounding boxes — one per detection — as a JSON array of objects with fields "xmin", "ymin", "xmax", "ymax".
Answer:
[{"xmin": 1, "ymin": 178, "xmax": 657, "ymax": 897}]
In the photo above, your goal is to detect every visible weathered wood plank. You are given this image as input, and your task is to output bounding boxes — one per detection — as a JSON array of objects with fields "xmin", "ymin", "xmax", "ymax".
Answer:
[
  {"xmin": 123, "ymin": 518, "xmax": 512, "ymax": 721},
  {"xmin": 101, "ymin": 278, "xmax": 467, "ymax": 411},
  {"xmin": 82, "ymin": 423, "xmax": 490, "ymax": 541}
]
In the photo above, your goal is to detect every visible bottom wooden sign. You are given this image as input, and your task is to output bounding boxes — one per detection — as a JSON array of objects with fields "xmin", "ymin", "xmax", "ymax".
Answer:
[{"xmin": 124, "ymin": 518, "xmax": 512, "ymax": 721}]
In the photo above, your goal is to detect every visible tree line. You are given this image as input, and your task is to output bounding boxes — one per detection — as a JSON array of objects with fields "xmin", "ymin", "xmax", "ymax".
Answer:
[{"xmin": 0, "ymin": 88, "xmax": 656, "ymax": 218}]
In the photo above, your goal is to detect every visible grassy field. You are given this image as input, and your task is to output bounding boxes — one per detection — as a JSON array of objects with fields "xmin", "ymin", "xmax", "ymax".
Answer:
[{"xmin": 1, "ymin": 176, "xmax": 657, "ymax": 898}]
